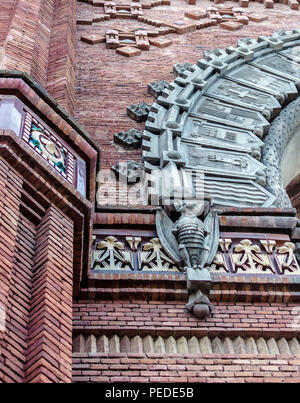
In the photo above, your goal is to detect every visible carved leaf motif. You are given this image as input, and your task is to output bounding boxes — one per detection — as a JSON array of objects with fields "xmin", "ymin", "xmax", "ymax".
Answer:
[
  {"xmin": 232, "ymin": 239, "xmax": 275, "ymax": 273},
  {"xmin": 143, "ymin": 238, "xmax": 161, "ymax": 251},
  {"xmin": 277, "ymin": 245, "xmax": 291, "ymax": 254},
  {"xmin": 234, "ymin": 239, "xmax": 261, "ymax": 254},
  {"xmin": 251, "ymin": 245, "xmax": 261, "ymax": 254},
  {"xmin": 276, "ymin": 241, "xmax": 296, "ymax": 269},
  {"xmin": 93, "ymin": 236, "xmax": 133, "ymax": 270},
  {"xmin": 234, "ymin": 239, "xmax": 252, "ymax": 252},
  {"xmin": 277, "ymin": 242, "xmax": 295, "ymax": 254},
  {"xmin": 140, "ymin": 237, "xmax": 179, "ymax": 271},
  {"xmin": 97, "ymin": 236, "xmax": 125, "ymax": 250}
]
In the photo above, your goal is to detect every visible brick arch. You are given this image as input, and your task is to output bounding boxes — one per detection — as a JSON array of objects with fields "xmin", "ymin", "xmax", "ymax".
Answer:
[{"xmin": 142, "ymin": 29, "xmax": 300, "ymax": 209}]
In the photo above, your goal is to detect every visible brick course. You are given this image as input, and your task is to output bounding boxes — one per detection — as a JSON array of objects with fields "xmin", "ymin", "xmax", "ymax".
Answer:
[
  {"xmin": 73, "ymin": 301, "xmax": 300, "ymax": 339},
  {"xmin": 73, "ymin": 354, "xmax": 300, "ymax": 383}
]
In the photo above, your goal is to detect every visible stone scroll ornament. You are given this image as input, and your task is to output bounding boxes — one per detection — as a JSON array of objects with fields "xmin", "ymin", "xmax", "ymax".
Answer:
[{"xmin": 156, "ymin": 202, "xmax": 220, "ymax": 319}]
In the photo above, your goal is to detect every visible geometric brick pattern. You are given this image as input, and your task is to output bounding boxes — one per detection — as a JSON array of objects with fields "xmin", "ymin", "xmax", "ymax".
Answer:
[
  {"xmin": 25, "ymin": 207, "xmax": 74, "ymax": 383},
  {"xmin": 0, "ymin": 167, "xmax": 75, "ymax": 383},
  {"xmin": 73, "ymin": 334, "xmax": 300, "ymax": 356},
  {"xmin": 1, "ymin": 0, "xmax": 76, "ymax": 114},
  {"xmin": 46, "ymin": 0, "xmax": 77, "ymax": 115},
  {"xmin": 0, "ymin": 159, "xmax": 24, "ymax": 383}
]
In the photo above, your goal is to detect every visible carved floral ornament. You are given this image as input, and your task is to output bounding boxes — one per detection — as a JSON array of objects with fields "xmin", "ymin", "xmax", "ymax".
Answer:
[
  {"xmin": 92, "ymin": 235, "xmax": 179, "ymax": 272},
  {"xmin": 91, "ymin": 235, "xmax": 300, "ymax": 275},
  {"xmin": 211, "ymin": 239, "xmax": 300, "ymax": 275}
]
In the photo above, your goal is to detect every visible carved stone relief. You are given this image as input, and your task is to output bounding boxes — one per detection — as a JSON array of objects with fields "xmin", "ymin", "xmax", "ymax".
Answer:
[
  {"xmin": 250, "ymin": 53, "xmax": 300, "ymax": 87},
  {"xmin": 139, "ymin": 238, "xmax": 179, "ymax": 271},
  {"xmin": 156, "ymin": 204, "xmax": 220, "ymax": 318},
  {"xmin": 182, "ymin": 118, "xmax": 264, "ymax": 157},
  {"xmin": 139, "ymin": 30, "xmax": 300, "ymax": 210},
  {"xmin": 111, "ymin": 160, "xmax": 143, "ymax": 184},
  {"xmin": 261, "ymin": 96, "xmax": 300, "ymax": 207},
  {"xmin": 92, "ymin": 234, "xmax": 180, "ymax": 272},
  {"xmin": 127, "ymin": 102, "xmax": 152, "ymax": 122},
  {"xmin": 148, "ymin": 80, "xmax": 169, "ymax": 98},
  {"xmin": 192, "ymin": 97, "xmax": 270, "ymax": 137},
  {"xmin": 210, "ymin": 238, "xmax": 300, "ymax": 275},
  {"xmin": 205, "ymin": 78, "xmax": 281, "ymax": 118},
  {"xmin": 225, "ymin": 64, "xmax": 298, "ymax": 103},
  {"xmin": 92, "ymin": 236, "xmax": 134, "ymax": 271},
  {"xmin": 114, "ymin": 128, "xmax": 142, "ymax": 149}
]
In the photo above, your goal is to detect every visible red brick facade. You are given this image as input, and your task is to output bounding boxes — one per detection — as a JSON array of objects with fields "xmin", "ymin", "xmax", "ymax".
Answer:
[{"xmin": 0, "ymin": 0, "xmax": 300, "ymax": 384}]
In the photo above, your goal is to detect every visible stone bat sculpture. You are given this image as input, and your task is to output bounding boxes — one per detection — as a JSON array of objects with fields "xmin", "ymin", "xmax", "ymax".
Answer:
[{"xmin": 156, "ymin": 201, "xmax": 220, "ymax": 319}]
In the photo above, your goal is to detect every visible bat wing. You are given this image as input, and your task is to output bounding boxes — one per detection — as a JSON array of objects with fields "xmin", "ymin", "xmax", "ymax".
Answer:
[
  {"xmin": 156, "ymin": 209, "xmax": 182, "ymax": 266},
  {"xmin": 203, "ymin": 209, "xmax": 220, "ymax": 266}
]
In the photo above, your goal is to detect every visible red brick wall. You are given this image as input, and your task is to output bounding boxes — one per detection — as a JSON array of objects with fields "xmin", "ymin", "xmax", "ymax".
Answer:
[
  {"xmin": 0, "ymin": 0, "xmax": 17, "ymax": 45},
  {"xmin": 73, "ymin": 354, "xmax": 300, "ymax": 383},
  {"xmin": 73, "ymin": 301, "xmax": 300, "ymax": 339},
  {"xmin": 72, "ymin": 301, "xmax": 300, "ymax": 383},
  {"xmin": 3, "ymin": 0, "xmax": 54, "ymax": 85},
  {"xmin": 0, "ymin": 0, "xmax": 77, "ymax": 114},
  {"xmin": 25, "ymin": 206, "xmax": 74, "ymax": 383},
  {"xmin": 46, "ymin": 0, "xmax": 77, "ymax": 114},
  {"xmin": 0, "ymin": 158, "xmax": 24, "ymax": 383},
  {"xmin": 0, "ymin": 157, "xmax": 75, "ymax": 383}
]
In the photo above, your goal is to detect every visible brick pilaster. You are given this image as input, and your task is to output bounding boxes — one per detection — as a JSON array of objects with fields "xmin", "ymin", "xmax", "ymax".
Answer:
[
  {"xmin": 3, "ymin": 1, "xmax": 55, "ymax": 86},
  {"xmin": 25, "ymin": 206, "xmax": 74, "ymax": 383},
  {"xmin": 0, "ymin": 158, "xmax": 23, "ymax": 383},
  {"xmin": 46, "ymin": 0, "xmax": 77, "ymax": 114}
]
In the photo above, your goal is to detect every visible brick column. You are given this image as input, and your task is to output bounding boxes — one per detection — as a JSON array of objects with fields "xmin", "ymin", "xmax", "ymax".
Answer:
[
  {"xmin": 46, "ymin": 0, "xmax": 77, "ymax": 114},
  {"xmin": 0, "ymin": 158, "xmax": 23, "ymax": 383},
  {"xmin": 25, "ymin": 206, "xmax": 74, "ymax": 383},
  {"xmin": 3, "ymin": 0, "xmax": 55, "ymax": 86}
]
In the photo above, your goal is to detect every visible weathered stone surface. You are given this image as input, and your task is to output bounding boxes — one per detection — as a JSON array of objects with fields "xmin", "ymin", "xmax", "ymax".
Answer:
[
  {"xmin": 165, "ymin": 336, "xmax": 177, "ymax": 353},
  {"xmin": 154, "ymin": 336, "xmax": 166, "ymax": 353},
  {"xmin": 114, "ymin": 128, "xmax": 142, "ymax": 149},
  {"xmin": 127, "ymin": 102, "xmax": 151, "ymax": 121},
  {"xmin": 147, "ymin": 80, "xmax": 169, "ymax": 97},
  {"xmin": 173, "ymin": 62, "xmax": 193, "ymax": 76},
  {"xmin": 176, "ymin": 337, "xmax": 189, "ymax": 353},
  {"xmin": 262, "ymin": 97, "xmax": 300, "ymax": 208},
  {"xmin": 86, "ymin": 335, "xmax": 97, "ymax": 353},
  {"xmin": 111, "ymin": 160, "xmax": 143, "ymax": 183}
]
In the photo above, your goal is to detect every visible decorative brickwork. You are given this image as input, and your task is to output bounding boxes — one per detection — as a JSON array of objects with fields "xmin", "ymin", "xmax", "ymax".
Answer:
[
  {"xmin": 73, "ymin": 333, "xmax": 300, "ymax": 356},
  {"xmin": 73, "ymin": 354, "xmax": 300, "ymax": 383},
  {"xmin": 0, "ymin": 159, "xmax": 24, "ymax": 383},
  {"xmin": 0, "ymin": 1, "xmax": 77, "ymax": 114},
  {"xmin": 25, "ymin": 207, "xmax": 74, "ymax": 383},
  {"xmin": 1, "ymin": 0, "xmax": 300, "ymax": 386},
  {"xmin": 72, "ymin": 301, "xmax": 300, "ymax": 382},
  {"xmin": 0, "ymin": 77, "xmax": 98, "ymax": 383}
]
